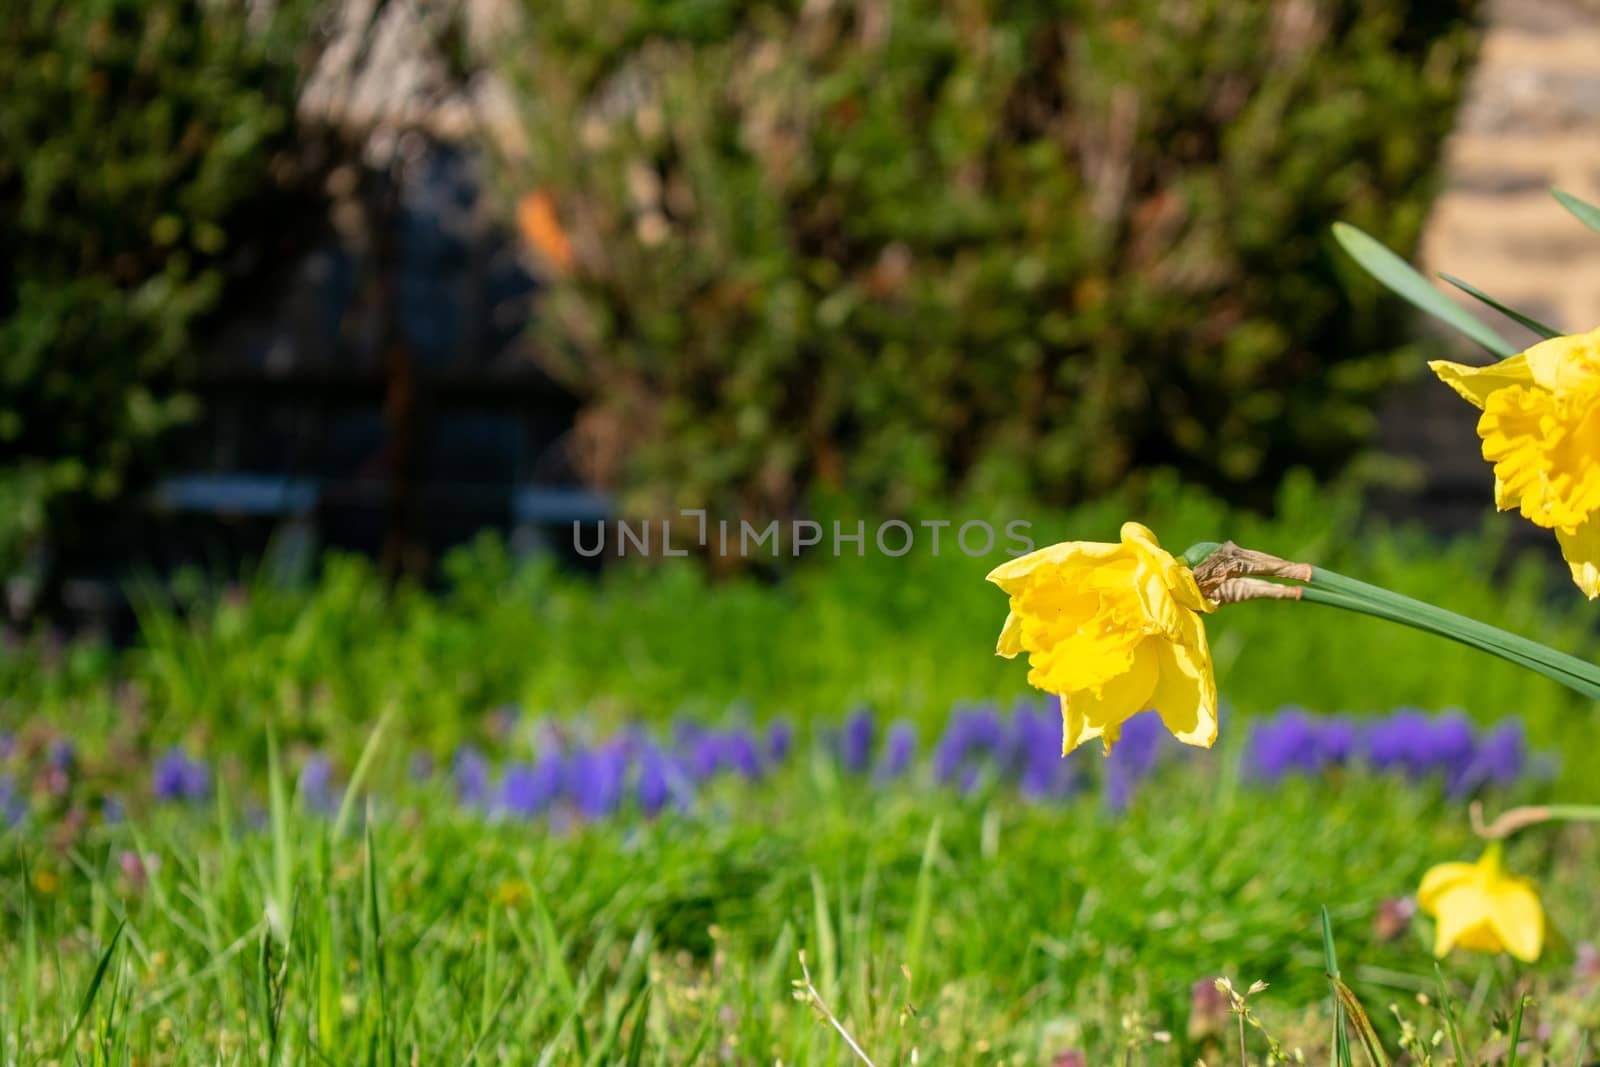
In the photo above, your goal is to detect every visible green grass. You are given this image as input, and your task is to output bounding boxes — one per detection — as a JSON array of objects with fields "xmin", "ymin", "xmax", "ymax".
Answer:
[
  {"xmin": 2, "ymin": 741, "xmax": 1597, "ymax": 1064},
  {"xmin": 5, "ymin": 474, "xmax": 1600, "ymax": 1060}
]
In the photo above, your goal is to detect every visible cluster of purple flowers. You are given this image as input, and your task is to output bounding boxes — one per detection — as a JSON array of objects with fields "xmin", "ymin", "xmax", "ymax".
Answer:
[
  {"xmin": 1243, "ymin": 707, "xmax": 1535, "ymax": 795},
  {"xmin": 8, "ymin": 703, "xmax": 1543, "ymax": 832},
  {"xmin": 929, "ymin": 700, "xmax": 1076, "ymax": 800},
  {"xmin": 454, "ymin": 717, "xmax": 796, "ymax": 822}
]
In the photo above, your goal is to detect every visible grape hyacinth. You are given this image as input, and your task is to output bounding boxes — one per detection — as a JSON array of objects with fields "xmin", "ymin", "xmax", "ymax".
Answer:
[
  {"xmin": 499, "ymin": 753, "xmax": 565, "ymax": 819},
  {"xmin": 1245, "ymin": 707, "xmax": 1532, "ymax": 795},
  {"xmin": 838, "ymin": 707, "xmax": 877, "ymax": 775},
  {"xmin": 1103, "ymin": 711, "xmax": 1170, "ymax": 813},
  {"xmin": 298, "ymin": 753, "xmax": 337, "ymax": 814},
  {"xmin": 0, "ymin": 774, "xmax": 23, "ymax": 826},
  {"xmin": 875, "ymin": 721, "xmax": 918, "ymax": 781},
  {"xmin": 152, "ymin": 747, "xmax": 211, "ymax": 804},
  {"xmin": 568, "ymin": 744, "xmax": 629, "ymax": 819},
  {"xmin": 452, "ymin": 746, "xmax": 491, "ymax": 806},
  {"xmin": 765, "ymin": 718, "xmax": 794, "ymax": 764}
]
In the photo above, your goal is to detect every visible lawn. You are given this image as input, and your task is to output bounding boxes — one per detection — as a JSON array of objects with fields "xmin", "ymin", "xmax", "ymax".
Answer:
[{"xmin": 3, "ymin": 477, "xmax": 1600, "ymax": 1063}]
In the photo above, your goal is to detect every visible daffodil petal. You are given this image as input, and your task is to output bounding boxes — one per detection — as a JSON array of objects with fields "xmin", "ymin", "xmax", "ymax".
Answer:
[
  {"xmin": 1148, "ymin": 627, "xmax": 1217, "ymax": 749},
  {"xmin": 1062, "ymin": 640, "xmax": 1160, "ymax": 755},
  {"xmin": 1429, "ymin": 354, "xmax": 1534, "ymax": 410},
  {"xmin": 1487, "ymin": 881, "xmax": 1545, "ymax": 962},
  {"xmin": 985, "ymin": 539, "xmax": 1122, "ymax": 589},
  {"xmin": 1523, "ymin": 325, "xmax": 1600, "ymax": 393},
  {"xmin": 1555, "ymin": 518, "xmax": 1600, "ymax": 600},
  {"xmin": 1417, "ymin": 862, "xmax": 1476, "ymax": 912},
  {"xmin": 1432, "ymin": 884, "xmax": 1497, "ymax": 957},
  {"xmin": 996, "ymin": 610, "xmax": 1025, "ymax": 657}
]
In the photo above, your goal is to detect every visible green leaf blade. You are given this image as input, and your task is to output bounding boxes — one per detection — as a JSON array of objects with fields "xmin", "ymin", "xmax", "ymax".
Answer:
[
  {"xmin": 1553, "ymin": 187, "xmax": 1600, "ymax": 235},
  {"xmin": 1438, "ymin": 274, "xmax": 1560, "ymax": 340},
  {"xmin": 1332, "ymin": 222, "xmax": 1517, "ymax": 359}
]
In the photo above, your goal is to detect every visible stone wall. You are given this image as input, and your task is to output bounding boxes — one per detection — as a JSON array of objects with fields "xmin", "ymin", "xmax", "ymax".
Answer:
[
  {"xmin": 1379, "ymin": 0, "xmax": 1600, "ymax": 538},
  {"xmin": 1420, "ymin": 0, "xmax": 1600, "ymax": 331}
]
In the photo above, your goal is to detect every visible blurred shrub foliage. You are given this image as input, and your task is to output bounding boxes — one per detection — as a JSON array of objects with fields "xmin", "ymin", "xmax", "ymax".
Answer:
[
  {"xmin": 0, "ymin": 0, "xmax": 315, "ymax": 573},
  {"xmin": 500, "ymin": 0, "xmax": 1478, "ymax": 519}
]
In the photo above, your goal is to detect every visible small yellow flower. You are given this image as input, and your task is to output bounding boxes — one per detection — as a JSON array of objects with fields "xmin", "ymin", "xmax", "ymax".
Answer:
[
  {"xmin": 987, "ymin": 521, "xmax": 1219, "ymax": 754},
  {"xmin": 1430, "ymin": 327, "xmax": 1600, "ymax": 598},
  {"xmin": 1417, "ymin": 843, "xmax": 1544, "ymax": 962}
]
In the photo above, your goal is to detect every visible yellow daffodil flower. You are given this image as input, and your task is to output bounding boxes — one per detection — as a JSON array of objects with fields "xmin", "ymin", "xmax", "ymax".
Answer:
[
  {"xmin": 1430, "ymin": 327, "xmax": 1600, "ymax": 598},
  {"xmin": 987, "ymin": 522, "xmax": 1219, "ymax": 755},
  {"xmin": 1417, "ymin": 843, "xmax": 1544, "ymax": 962}
]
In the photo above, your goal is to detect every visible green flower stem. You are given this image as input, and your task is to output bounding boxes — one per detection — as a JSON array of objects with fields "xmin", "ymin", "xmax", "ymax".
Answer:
[
  {"xmin": 1301, "ymin": 567, "xmax": 1600, "ymax": 702},
  {"xmin": 1475, "ymin": 803, "xmax": 1600, "ymax": 840},
  {"xmin": 1533, "ymin": 805, "xmax": 1600, "ymax": 822}
]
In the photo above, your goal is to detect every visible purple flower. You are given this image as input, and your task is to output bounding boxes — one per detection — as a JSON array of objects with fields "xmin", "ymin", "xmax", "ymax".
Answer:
[
  {"xmin": 1432, "ymin": 712, "xmax": 1477, "ymax": 792},
  {"xmin": 1103, "ymin": 712, "xmax": 1166, "ymax": 813},
  {"xmin": 453, "ymin": 746, "xmax": 491, "ymax": 806},
  {"xmin": 637, "ymin": 745, "xmax": 693, "ymax": 816},
  {"xmin": 568, "ymin": 744, "xmax": 627, "ymax": 819},
  {"xmin": 0, "ymin": 774, "xmax": 23, "ymax": 826},
  {"xmin": 1013, "ymin": 704, "xmax": 1074, "ymax": 801},
  {"xmin": 1318, "ymin": 717, "xmax": 1359, "ymax": 765},
  {"xmin": 299, "ymin": 754, "xmax": 337, "ymax": 813},
  {"xmin": 680, "ymin": 728, "xmax": 720, "ymax": 781},
  {"xmin": 1244, "ymin": 707, "xmax": 1366, "ymax": 783},
  {"xmin": 1458, "ymin": 720, "xmax": 1526, "ymax": 793},
  {"xmin": 839, "ymin": 708, "xmax": 876, "ymax": 775},
  {"xmin": 1243, "ymin": 708, "xmax": 1537, "ymax": 795},
  {"xmin": 875, "ymin": 722, "xmax": 917, "ymax": 781},
  {"xmin": 1363, "ymin": 708, "xmax": 1438, "ymax": 779},
  {"xmin": 765, "ymin": 718, "xmax": 795, "ymax": 764},
  {"xmin": 933, "ymin": 702, "xmax": 1006, "ymax": 789},
  {"xmin": 48, "ymin": 738, "xmax": 76, "ymax": 772},
  {"xmin": 721, "ymin": 730, "xmax": 765, "ymax": 781},
  {"xmin": 499, "ymin": 752, "xmax": 565, "ymax": 818},
  {"xmin": 152, "ymin": 747, "xmax": 211, "ymax": 804}
]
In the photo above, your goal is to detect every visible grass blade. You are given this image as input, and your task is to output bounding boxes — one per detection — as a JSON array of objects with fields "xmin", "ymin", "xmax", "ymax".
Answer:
[
  {"xmin": 362, "ymin": 811, "xmax": 389, "ymax": 1064},
  {"xmin": 1438, "ymin": 274, "xmax": 1560, "ymax": 339},
  {"xmin": 1553, "ymin": 188, "xmax": 1600, "ymax": 235},
  {"xmin": 1432, "ymin": 963, "xmax": 1471, "ymax": 1066},
  {"xmin": 622, "ymin": 986, "xmax": 653, "ymax": 1066},
  {"xmin": 1331, "ymin": 976, "xmax": 1391, "ymax": 1067},
  {"xmin": 333, "ymin": 706, "xmax": 394, "ymax": 841},
  {"xmin": 902, "ymin": 818, "xmax": 941, "ymax": 997},
  {"xmin": 1506, "ymin": 993, "xmax": 1528, "ymax": 1067},
  {"xmin": 1332, "ymin": 222, "xmax": 1517, "ymax": 359},
  {"xmin": 463, "ymin": 976, "xmax": 523, "ymax": 1067},
  {"xmin": 1322, "ymin": 907, "xmax": 1353, "ymax": 1067},
  {"xmin": 63, "ymin": 918, "xmax": 125, "ymax": 1053},
  {"xmin": 266, "ymin": 726, "xmax": 294, "ymax": 943},
  {"xmin": 809, "ymin": 869, "xmax": 839, "ymax": 1002}
]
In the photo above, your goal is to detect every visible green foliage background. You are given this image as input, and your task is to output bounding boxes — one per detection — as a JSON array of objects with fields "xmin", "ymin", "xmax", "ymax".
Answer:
[
  {"xmin": 498, "ymin": 0, "xmax": 1480, "ymax": 522},
  {"xmin": 0, "ymin": 0, "xmax": 316, "ymax": 573}
]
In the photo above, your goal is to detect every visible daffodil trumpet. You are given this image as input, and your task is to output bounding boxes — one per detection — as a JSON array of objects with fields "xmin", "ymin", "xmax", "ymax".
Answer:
[{"xmin": 1185, "ymin": 542, "xmax": 1600, "ymax": 703}]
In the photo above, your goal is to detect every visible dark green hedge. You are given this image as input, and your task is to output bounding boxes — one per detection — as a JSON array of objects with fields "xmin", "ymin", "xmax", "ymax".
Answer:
[
  {"xmin": 0, "ymin": 0, "xmax": 314, "ymax": 574},
  {"xmin": 501, "ymin": 0, "xmax": 1479, "ymax": 519}
]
